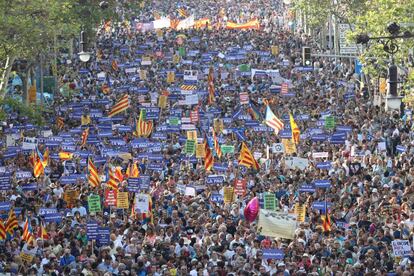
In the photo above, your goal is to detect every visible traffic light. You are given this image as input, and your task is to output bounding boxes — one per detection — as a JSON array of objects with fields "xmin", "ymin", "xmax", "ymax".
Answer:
[
  {"xmin": 302, "ymin": 47, "xmax": 312, "ymax": 67},
  {"xmin": 388, "ymin": 65, "xmax": 398, "ymax": 96}
]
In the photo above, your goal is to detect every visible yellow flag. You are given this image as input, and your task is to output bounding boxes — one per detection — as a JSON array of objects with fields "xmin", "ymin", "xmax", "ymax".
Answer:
[{"xmin": 289, "ymin": 113, "xmax": 300, "ymax": 145}]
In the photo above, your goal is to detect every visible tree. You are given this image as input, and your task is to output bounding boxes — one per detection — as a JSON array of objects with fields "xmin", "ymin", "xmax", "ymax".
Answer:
[{"xmin": 0, "ymin": 0, "xmax": 124, "ymax": 101}]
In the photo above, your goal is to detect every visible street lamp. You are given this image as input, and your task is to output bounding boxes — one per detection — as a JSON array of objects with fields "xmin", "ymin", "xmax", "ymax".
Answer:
[
  {"xmin": 78, "ymin": 30, "xmax": 91, "ymax": 63},
  {"xmin": 356, "ymin": 22, "xmax": 414, "ymax": 111}
]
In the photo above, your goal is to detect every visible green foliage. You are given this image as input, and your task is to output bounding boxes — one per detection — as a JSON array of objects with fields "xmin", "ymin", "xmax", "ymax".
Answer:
[{"xmin": 0, "ymin": 97, "xmax": 45, "ymax": 126}]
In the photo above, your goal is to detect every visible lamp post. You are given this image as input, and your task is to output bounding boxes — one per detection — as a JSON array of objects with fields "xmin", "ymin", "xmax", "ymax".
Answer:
[
  {"xmin": 78, "ymin": 30, "xmax": 91, "ymax": 63},
  {"xmin": 356, "ymin": 23, "xmax": 414, "ymax": 111}
]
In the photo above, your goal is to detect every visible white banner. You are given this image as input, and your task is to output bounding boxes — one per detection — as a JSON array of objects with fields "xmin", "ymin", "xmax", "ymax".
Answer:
[
  {"xmin": 258, "ymin": 210, "xmax": 297, "ymax": 239},
  {"xmin": 284, "ymin": 157, "xmax": 309, "ymax": 170},
  {"xmin": 153, "ymin": 17, "xmax": 171, "ymax": 29},
  {"xmin": 176, "ymin": 16, "xmax": 195, "ymax": 30}
]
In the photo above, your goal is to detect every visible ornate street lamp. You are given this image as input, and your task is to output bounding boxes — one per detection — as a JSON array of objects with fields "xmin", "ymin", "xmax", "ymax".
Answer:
[{"xmin": 356, "ymin": 23, "xmax": 414, "ymax": 111}]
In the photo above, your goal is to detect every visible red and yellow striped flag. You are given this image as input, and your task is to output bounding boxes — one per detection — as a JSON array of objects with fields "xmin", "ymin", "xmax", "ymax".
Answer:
[
  {"xmin": 107, "ymin": 167, "xmax": 119, "ymax": 191},
  {"xmin": 5, "ymin": 208, "xmax": 18, "ymax": 235},
  {"xmin": 208, "ymin": 66, "xmax": 215, "ymax": 105},
  {"xmin": 57, "ymin": 117, "xmax": 64, "ymax": 129},
  {"xmin": 177, "ymin": 8, "xmax": 188, "ymax": 17},
  {"xmin": 204, "ymin": 138, "xmax": 213, "ymax": 171},
  {"xmin": 33, "ymin": 154, "xmax": 44, "ymax": 178},
  {"xmin": 238, "ymin": 142, "xmax": 260, "ymax": 170},
  {"xmin": 38, "ymin": 222, "xmax": 49, "ymax": 240},
  {"xmin": 108, "ymin": 94, "xmax": 129, "ymax": 117},
  {"xmin": 88, "ymin": 157, "xmax": 100, "ymax": 188},
  {"xmin": 112, "ymin": 60, "xmax": 119, "ymax": 71},
  {"xmin": 81, "ymin": 128, "xmax": 89, "ymax": 147},
  {"xmin": 211, "ymin": 129, "xmax": 222, "ymax": 159},
  {"xmin": 0, "ymin": 219, "xmax": 6, "ymax": 240}
]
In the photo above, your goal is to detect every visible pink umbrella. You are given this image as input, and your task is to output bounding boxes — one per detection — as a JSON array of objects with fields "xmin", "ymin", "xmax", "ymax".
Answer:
[{"xmin": 244, "ymin": 197, "xmax": 259, "ymax": 223}]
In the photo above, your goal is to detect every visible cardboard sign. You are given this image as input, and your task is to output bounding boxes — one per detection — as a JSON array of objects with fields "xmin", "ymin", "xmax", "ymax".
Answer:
[
  {"xmin": 294, "ymin": 203, "xmax": 306, "ymax": 222},
  {"xmin": 20, "ymin": 252, "xmax": 34, "ymax": 263},
  {"xmin": 196, "ymin": 143, "xmax": 205, "ymax": 158},
  {"xmin": 88, "ymin": 195, "xmax": 102, "ymax": 213},
  {"xmin": 281, "ymin": 139, "xmax": 296, "ymax": 154},
  {"xmin": 158, "ymin": 95, "xmax": 168, "ymax": 109},
  {"xmin": 221, "ymin": 145, "xmax": 234, "ymax": 154},
  {"xmin": 187, "ymin": 130, "xmax": 197, "ymax": 141},
  {"xmin": 104, "ymin": 189, "xmax": 117, "ymax": 207},
  {"xmin": 392, "ymin": 240, "xmax": 411, "ymax": 257},
  {"xmin": 223, "ymin": 187, "xmax": 234, "ymax": 204},
  {"xmin": 117, "ymin": 192, "xmax": 129, "ymax": 209},
  {"xmin": 234, "ymin": 179, "xmax": 246, "ymax": 196},
  {"xmin": 185, "ymin": 140, "xmax": 196, "ymax": 155},
  {"xmin": 264, "ymin": 193, "xmax": 276, "ymax": 210},
  {"xmin": 325, "ymin": 116, "xmax": 335, "ymax": 129},
  {"xmin": 167, "ymin": 71, "xmax": 175, "ymax": 83},
  {"xmin": 63, "ymin": 190, "xmax": 79, "ymax": 208}
]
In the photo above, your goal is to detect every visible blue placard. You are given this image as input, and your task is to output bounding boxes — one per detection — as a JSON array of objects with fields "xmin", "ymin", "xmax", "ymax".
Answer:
[
  {"xmin": 15, "ymin": 171, "xmax": 33, "ymax": 179},
  {"xmin": 147, "ymin": 163, "xmax": 163, "ymax": 171},
  {"xmin": 263, "ymin": 249, "xmax": 284, "ymax": 260},
  {"xmin": 43, "ymin": 213, "xmax": 62, "ymax": 223},
  {"xmin": 96, "ymin": 227, "xmax": 110, "ymax": 246},
  {"xmin": 316, "ymin": 162, "xmax": 332, "ymax": 170},
  {"xmin": 299, "ymin": 185, "xmax": 315, "ymax": 193},
  {"xmin": 138, "ymin": 175, "xmax": 150, "ymax": 190},
  {"xmin": 210, "ymin": 193, "xmax": 224, "ymax": 203},
  {"xmin": 396, "ymin": 145, "xmax": 406, "ymax": 153},
  {"xmin": 314, "ymin": 180, "xmax": 331, "ymax": 188},
  {"xmin": 312, "ymin": 201, "xmax": 332, "ymax": 211},
  {"xmin": 0, "ymin": 202, "xmax": 11, "ymax": 211},
  {"xmin": 0, "ymin": 175, "xmax": 11, "ymax": 191},
  {"xmin": 21, "ymin": 183, "xmax": 37, "ymax": 191},
  {"xmin": 87, "ymin": 221, "xmax": 99, "ymax": 240},
  {"xmin": 213, "ymin": 164, "xmax": 228, "ymax": 172},
  {"xmin": 152, "ymin": 132, "xmax": 167, "ymax": 140},
  {"xmin": 206, "ymin": 175, "xmax": 225, "ymax": 184},
  {"xmin": 127, "ymin": 178, "xmax": 140, "ymax": 193},
  {"xmin": 39, "ymin": 208, "xmax": 58, "ymax": 215}
]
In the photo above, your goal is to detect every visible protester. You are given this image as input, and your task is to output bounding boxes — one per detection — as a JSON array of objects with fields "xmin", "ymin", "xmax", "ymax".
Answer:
[{"xmin": 1, "ymin": 0, "xmax": 414, "ymax": 275}]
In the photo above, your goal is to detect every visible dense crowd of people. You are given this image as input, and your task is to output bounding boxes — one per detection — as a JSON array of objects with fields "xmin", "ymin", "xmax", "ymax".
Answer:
[{"xmin": 1, "ymin": 0, "xmax": 414, "ymax": 275}]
